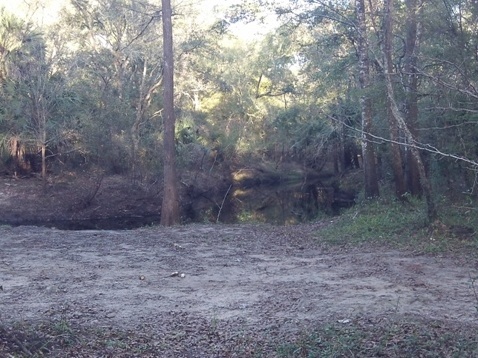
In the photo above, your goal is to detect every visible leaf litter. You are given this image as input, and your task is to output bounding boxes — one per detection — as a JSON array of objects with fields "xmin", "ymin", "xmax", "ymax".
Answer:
[{"xmin": 1, "ymin": 223, "xmax": 477, "ymax": 356}]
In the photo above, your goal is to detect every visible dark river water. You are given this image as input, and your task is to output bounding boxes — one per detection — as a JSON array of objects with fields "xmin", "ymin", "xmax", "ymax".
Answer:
[{"xmin": 231, "ymin": 182, "xmax": 323, "ymax": 225}]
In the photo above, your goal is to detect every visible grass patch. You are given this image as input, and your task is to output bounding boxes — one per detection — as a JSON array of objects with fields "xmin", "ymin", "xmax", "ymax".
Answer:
[
  {"xmin": 320, "ymin": 196, "xmax": 478, "ymax": 252},
  {"xmin": 0, "ymin": 319, "xmax": 77, "ymax": 357},
  {"xmin": 0, "ymin": 318, "xmax": 478, "ymax": 358},
  {"xmin": 276, "ymin": 318, "xmax": 478, "ymax": 358},
  {"xmin": 0, "ymin": 320, "xmax": 160, "ymax": 357},
  {"xmin": 1, "ymin": 317, "xmax": 477, "ymax": 357},
  {"xmin": 321, "ymin": 197, "xmax": 428, "ymax": 246}
]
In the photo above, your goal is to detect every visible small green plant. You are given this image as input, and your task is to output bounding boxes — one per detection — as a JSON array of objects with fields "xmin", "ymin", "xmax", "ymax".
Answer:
[
  {"xmin": 105, "ymin": 338, "xmax": 129, "ymax": 350},
  {"xmin": 236, "ymin": 209, "xmax": 264, "ymax": 223},
  {"xmin": 210, "ymin": 312, "xmax": 220, "ymax": 332}
]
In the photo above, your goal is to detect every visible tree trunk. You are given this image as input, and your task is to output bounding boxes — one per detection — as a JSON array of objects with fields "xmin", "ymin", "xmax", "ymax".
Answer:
[
  {"xmin": 41, "ymin": 138, "xmax": 46, "ymax": 186},
  {"xmin": 383, "ymin": 0, "xmax": 406, "ymax": 199},
  {"xmin": 38, "ymin": 104, "xmax": 48, "ymax": 190},
  {"xmin": 31, "ymin": 89, "xmax": 48, "ymax": 190},
  {"xmin": 160, "ymin": 0, "xmax": 180, "ymax": 226},
  {"xmin": 356, "ymin": 0, "xmax": 379, "ymax": 198},
  {"xmin": 404, "ymin": 0, "xmax": 422, "ymax": 196},
  {"xmin": 382, "ymin": 0, "xmax": 437, "ymax": 222},
  {"xmin": 131, "ymin": 59, "xmax": 148, "ymax": 183},
  {"xmin": 131, "ymin": 59, "xmax": 163, "ymax": 184}
]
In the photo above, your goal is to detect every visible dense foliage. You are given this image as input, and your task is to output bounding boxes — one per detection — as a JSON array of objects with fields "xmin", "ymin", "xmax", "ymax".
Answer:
[{"xmin": 0, "ymin": 0, "xmax": 477, "ymax": 223}]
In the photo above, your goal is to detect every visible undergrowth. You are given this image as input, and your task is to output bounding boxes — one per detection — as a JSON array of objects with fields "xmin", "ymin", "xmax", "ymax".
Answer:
[
  {"xmin": 276, "ymin": 318, "xmax": 478, "ymax": 357},
  {"xmin": 2, "ymin": 317, "xmax": 477, "ymax": 357},
  {"xmin": 320, "ymin": 195, "xmax": 478, "ymax": 252}
]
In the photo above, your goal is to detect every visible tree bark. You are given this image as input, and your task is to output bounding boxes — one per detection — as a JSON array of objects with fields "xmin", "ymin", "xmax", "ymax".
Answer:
[
  {"xmin": 160, "ymin": 0, "xmax": 180, "ymax": 226},
  {"xmin": 404, "ymin": 0, "xmax": 422, "ymax": 196},
  {"xmin": 131, "ymin": 59, "xmax": 163, "ymax": 184},
  {"xmin": 356, "ymin": 0, "xmax": 380, "ymax": 198},
  {"xmin": 383, "ymin": 0, "xmax": 406, "ymax": 199},
  {"xmin": 382, "ymin": 0, "xmax": 437, "ymax": 222},
  {"xmin": 131, "ymin": 59, "xmax": 148, "ymax": 183}
]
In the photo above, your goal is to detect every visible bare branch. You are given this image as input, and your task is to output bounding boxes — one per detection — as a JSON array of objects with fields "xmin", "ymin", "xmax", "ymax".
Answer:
[{"xmin": 327, "ymin": 114, "xmax": 478, "ymax": 168}]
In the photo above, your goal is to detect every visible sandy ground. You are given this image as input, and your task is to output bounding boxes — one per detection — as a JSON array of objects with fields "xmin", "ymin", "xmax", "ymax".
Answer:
[{"xmin": 1, "ymin": 222, "xmax": 478, "ymax": 356}]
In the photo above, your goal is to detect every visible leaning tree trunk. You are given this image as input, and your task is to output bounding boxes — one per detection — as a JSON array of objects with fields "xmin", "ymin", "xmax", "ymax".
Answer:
[
  {"xmin": 356, "ymin": 0, "xmax": 380, "ymax": 198},
  {"xmin": 160, "ymin": 0, "xmax": 180, "ymax": 226},
  {"xmin": 382, "ymin": 0, "xmax": 437, "ymax": 222}
]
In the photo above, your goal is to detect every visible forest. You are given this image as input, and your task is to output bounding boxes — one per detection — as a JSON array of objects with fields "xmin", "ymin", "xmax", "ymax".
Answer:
[
  {"xmin": 0, "ymin": 0, "xmax": 477, "ymax": 228},
  {"xmin": 2, "ymin": 1, "xmax": 478, "ymax": 356}
]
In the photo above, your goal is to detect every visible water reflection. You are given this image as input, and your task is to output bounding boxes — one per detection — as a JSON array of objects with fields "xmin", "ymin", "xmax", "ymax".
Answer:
[{"xmin": 233, "ymin": 180, "xmax": 331, "ymax": 225}]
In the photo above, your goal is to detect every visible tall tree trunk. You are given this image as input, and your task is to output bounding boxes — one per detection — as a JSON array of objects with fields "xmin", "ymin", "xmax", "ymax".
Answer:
[
  {"xmin": 404, "ymin": 0, "xmax": 422, "ymax": 196},
  {"xmin": 382, "ymin": 0, "xmax": 437, "ymax": 223},
  {"xmin": 131, "ymin": 59, "xmax": 148, "ymax": 184},
  {"xmin": 31, "ymin": 89, "xmax": 48, "ymax": 190},
  {"xmin": 383, "ymin": 0, "xmax": 406, "ymax": 199},
  {"xmin": 356, "ymin": 0, "xmax": 379, "ymax": 198},
  {"xmin": 131, "ymin": 60, "xmax": 163, "ymax": 184},
  {"xmin": 160, "ymin": 0, "xmax": 180, "ymax": 226},
  {"xmin": 41, "ymin": 128, "xmax": 47, "ymax": 188}
]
